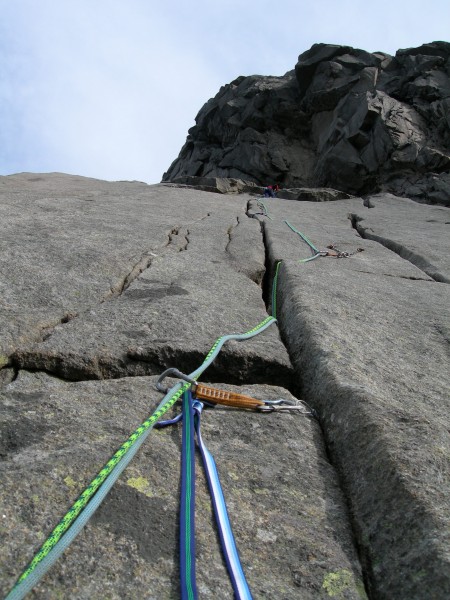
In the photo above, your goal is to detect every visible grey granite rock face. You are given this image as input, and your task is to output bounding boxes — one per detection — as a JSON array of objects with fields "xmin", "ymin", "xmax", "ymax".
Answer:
[
  {"xmin": 249, "ymin": 194, "xmax": 450, "ymax": 598},
  {"xmin": 3, "ymin": 175, "xmax": 290, "ymax": 385},
  {"xmin": 1, "ymin": 172, "xmax": 449, "ymax": 599},
  {"xmin": 351, "ymin": 193, "xmax": 450, "ymax": 283},
  {"xmin": 163, "ymin": 42, "xmax": 450, "ymax": 206},
  {"xmin": 0, "ymin": 375, "xmax": 365, "ymax": 600}
]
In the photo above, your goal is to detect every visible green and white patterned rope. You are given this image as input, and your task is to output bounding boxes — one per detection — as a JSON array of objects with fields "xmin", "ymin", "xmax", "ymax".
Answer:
[{"xmin": 6, "ymin": 314, "xmax": 277, "ymax": 600}]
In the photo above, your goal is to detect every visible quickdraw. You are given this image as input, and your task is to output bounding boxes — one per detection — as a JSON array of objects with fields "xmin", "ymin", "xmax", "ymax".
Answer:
[
  {"xmin": 156, "ymin": 391, "xmax": 254, "ymax": 600},
  {"xmin": 255, "ymin": 198, "xmax": 364, "ymax": 261},
  {"xmin": 5, "ymin": 208, "xmax": 326, "ymax": 599},
  {"xmin": 5, "ymin": 315, "xmax": 277, "ymax": 600},
  {"xmin": 155, "ymin": 384, "xmax": 315, "ymax": 600},
  {"xmin": 324, "ymin": 244, "xmax": 365, "ymax": 258},
  {"xmin": 156, "ymin": 370, "xmax": 316, "ymax": 414}
]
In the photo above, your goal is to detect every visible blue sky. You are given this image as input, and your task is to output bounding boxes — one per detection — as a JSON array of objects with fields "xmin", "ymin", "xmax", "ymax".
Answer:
[{"xmin": 0, "ymin": 0, "xmax": 448, "ymax": 184}]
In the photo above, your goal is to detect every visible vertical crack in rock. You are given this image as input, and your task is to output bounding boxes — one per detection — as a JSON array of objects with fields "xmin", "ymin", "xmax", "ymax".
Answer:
[
  {"xmin": 244, "ymin": 200, "xmax": 281, "ymax": 312},
  {"xmin": 182, "ymin": 229, "xmax": 189, "ymax": 251},
  {"xmin": 103, "ymin": 253, "xmax": 155, "ymax": 301},
  {"xmin": 267, "ymin": 256, "xmax": 450, "ymax": 598},
  {"xmin": 225, "ymin": 210, "xmax": 266, "ymax": 285},
  {"xmin": 103, "ymin": 223, "xmax": 193, "ymax": 304},
  {"xmin": 224, "ymin": 216, "xmax": 240, "ymax": 253},
  {"xmin": 245, "ymin": 201, "xmax": 370, "ymax": 597},
  {"xmin": 349, "ymin": 213, "xmax": 449, "ymax": 283},
  {"xmin": 260, "ymin": 222, "xmax": 277, "ymax": 310}
]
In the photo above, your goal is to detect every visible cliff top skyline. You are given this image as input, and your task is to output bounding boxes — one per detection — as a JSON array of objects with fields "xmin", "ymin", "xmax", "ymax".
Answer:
[{"xmin": 1, "ymin": 0, "xmax": 449, "ymax": 184}]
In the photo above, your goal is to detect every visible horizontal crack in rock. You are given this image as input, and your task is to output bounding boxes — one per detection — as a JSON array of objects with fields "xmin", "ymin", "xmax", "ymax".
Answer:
[{"xmin": 127, "ymin": 344, "xmax": 295, "ymax": 393}]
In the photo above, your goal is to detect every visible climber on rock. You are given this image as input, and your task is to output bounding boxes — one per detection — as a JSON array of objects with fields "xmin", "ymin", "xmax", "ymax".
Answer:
[{"xmin": 264, "ymin": 184, "xmax": 280, "ymax": 197}]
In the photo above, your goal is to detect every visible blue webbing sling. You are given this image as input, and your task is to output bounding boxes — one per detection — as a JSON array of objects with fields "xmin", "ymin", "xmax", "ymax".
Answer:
[{"xmin": 158, "ymin": 390, "xmax": 253, "ymax": 600}]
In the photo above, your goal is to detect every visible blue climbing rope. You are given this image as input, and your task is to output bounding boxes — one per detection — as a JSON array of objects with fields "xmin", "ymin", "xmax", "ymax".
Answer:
[
  {"xmin": 180, "ymin": 390, "xmax": 197, "ymax": 600},
  {"xmin": 158, "ymin": 394, "xmax": 253, "ymax": 600},
  {"xmin": 193, "ymin": 400, "xmax": 253, "ymax": 600}
]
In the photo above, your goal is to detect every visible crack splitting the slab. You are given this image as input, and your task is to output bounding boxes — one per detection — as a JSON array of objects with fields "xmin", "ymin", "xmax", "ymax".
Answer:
[
  {"xmin": 245, "ymin": 199, "xmax": 279, "ymax": 310},
  {"xmin": 102, "ymin": 253, "xmax": 156, "ymax": 302},
  {"xmin": 260, "ymin": 222, "xmax": 276, "ymax": 310},
  {"xmin": 224, "ymin": 216, "xmax": 240, "ymax": 253},
  {"xmin": 349, "ymin": 213, "xmax": 449, "ymax": 284},
  {"xmin": 103, "ymin": 223, "xmax": 192, "ymax": 303},
  {"xmin": 11, "ymin": 210, "xmax": 296, "ymax": 391},
  {"xmin": 248, "ymin": 205, "xmax": 371, "ymax": 598}
]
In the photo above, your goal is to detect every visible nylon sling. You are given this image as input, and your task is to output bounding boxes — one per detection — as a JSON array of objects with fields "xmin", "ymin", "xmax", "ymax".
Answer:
[{"xmin": 157, "ymin": 391, "xmax": 253, "ymax": 600}]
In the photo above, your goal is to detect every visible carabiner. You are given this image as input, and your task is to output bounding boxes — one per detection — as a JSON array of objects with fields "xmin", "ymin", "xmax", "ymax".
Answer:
[
  {"xmin": 155, "ymin": 368, "xmax": 197, "ymax": 394},
  {"xmin": 258, "ymin": 398, "xmax": 317, "ymax": 416}
]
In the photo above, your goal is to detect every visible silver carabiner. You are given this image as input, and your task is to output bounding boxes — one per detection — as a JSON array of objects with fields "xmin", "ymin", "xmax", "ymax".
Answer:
[
  {"xmin": 155, "ymin": 368, "xmax": 197, "ymax": 394},
  {"xmin": 258, "ymin": 398, "xmax": 317, "ymax": 417}
]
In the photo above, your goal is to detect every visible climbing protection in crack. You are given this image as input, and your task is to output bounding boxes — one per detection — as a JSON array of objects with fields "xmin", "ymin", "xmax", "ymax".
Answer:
[
  {"xmin": 4, "ymin": 266, "xmax": 295, "ymax": 600},
  {"xmin": 4, "ymin": 195, "xmax": 370, "ymax": 599}
]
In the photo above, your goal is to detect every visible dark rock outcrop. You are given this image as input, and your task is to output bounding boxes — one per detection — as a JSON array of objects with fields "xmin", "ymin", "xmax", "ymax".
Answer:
[{"xmin": 163, "ymin": 42, "xmax": 450, "ymax": 205}]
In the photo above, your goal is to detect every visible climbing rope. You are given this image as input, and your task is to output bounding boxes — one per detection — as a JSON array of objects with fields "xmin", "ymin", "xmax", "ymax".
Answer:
[
  {"xmin": 157, "ymin": 391, "xmax": 255, "ymax": 600},
  {"xmin": 5, "ymin": 202, "xmax": 334, "ymax": 600},
  {"xmin": 5, "ymin": 316, "xmax": 278, "ymax": 600},
  {"xmin": 180, "ymin": 389, "xmax": 197, "ymax": 600},
  {"xmin": 284, "ymin": 220, "xmax": 322, "ymax": 262},
  {"xmin": 254, "ymin": 198, "xmax": 364, "ymax": 263},
  {"xmin": 255, "ymin": 199, "xmax": 272, "ymax": 220},
  {"xmin": 192, "ymin": 399, "xmax": 253, "ymax": 600},
  {"xmin": 162, "ymin": 379, "xmax": 315, "ymax": 414},
  {"xmin": 272, "ymin": 260, "xmax": 282, "ymax": 319}
]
